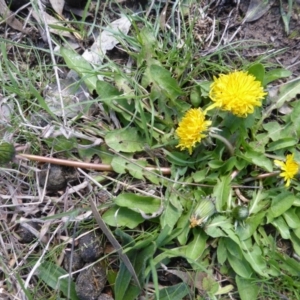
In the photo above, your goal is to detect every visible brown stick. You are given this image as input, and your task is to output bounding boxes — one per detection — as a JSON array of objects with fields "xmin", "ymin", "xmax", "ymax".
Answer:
[{"xmin": 16, "ymin": 153, "xmax": 171, "ymax": 175}]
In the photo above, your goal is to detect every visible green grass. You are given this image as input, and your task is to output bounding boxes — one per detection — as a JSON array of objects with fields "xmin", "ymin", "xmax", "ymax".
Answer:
[{"xmin": 1, "ymin": 0, "xmax": 300, "ymax": 299}]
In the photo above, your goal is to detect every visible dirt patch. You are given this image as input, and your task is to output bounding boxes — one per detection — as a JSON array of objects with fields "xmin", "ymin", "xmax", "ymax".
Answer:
[{"xmin": 239, "ymin": 0, "xmax": 300, "ymax": 77}]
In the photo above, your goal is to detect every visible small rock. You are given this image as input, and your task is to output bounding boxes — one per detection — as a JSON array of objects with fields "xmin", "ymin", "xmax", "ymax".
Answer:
[
  {"xmin": 16, "ymin": 222, "xmax": 40, "ymax": 243},
  {"xmin": 98, "ymin": 294, "xmax": 114, "ymax": 300},
  {"xmin": 63, "ymin": 250, "xmax": 85, "ymax": 273},
  {"xmin": 97, "ymin": 189, "xmax": 111, "ymax": 203},
  {"xmin": 78, "ymin": 232, "xmax": 103, "ymax": 263},
  {"xmin": 76, "ymin": 262, "xmax": 107, "ymax": 300},
  {"xmin": 39, "ymin": 164, "xmax": 77, "ymax": 191}
]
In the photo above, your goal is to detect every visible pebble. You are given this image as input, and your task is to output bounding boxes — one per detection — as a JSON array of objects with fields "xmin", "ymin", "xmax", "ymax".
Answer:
[
  {"xmin": 39, "ymin": 164, "xmax": 77, "ymax": 191},
  {"xmin": 17, "ymin": 222, "xmax": 40, "ymax": 243},
  {"xmin": 63, "ymin": 250, "xmax": 85, "ymax": 273},
  {"xmin": 78, "ymin": 232, "xmax": 103, "ymax": 263},
  {"xmin": 75, "ymin": 262, "xmax": 107, "ymax": 300}
]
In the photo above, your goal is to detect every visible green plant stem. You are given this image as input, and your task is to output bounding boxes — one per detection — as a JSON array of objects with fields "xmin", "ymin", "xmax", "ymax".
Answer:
[{"xmin": 210, "ymin": 133, "xmax": 234, "ymax": 156}]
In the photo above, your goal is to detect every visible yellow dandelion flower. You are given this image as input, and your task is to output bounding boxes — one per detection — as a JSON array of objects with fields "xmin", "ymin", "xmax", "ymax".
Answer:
[
  {"xmin": 208, "ymin": 71, "xmax": 267, "ymax": 117},
  {"xmin": 176, "ymin": 108, "xmax": 212, "ymax": 154},
  {"xmin": 274, "ymin": 154, "xmax": 299, "ymax": 187}
]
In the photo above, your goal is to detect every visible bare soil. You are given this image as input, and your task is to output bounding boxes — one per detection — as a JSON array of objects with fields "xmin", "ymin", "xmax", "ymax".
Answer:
[{"xmin": 239, "ymin": 0, "xmax": 300, "ymax": 77}]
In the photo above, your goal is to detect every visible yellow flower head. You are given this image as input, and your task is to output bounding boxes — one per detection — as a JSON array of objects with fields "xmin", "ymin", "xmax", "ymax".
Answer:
[
  {"xmin": 176, "ymin": 108, "xmax": 211, "ymax": 154},
  {"xmin": 274, "ymin": 154, "xmax": 299, "ymax": 187},
  {"xmin": 208, "ymin": 71, "xmax": 267, "ymax": 117}
]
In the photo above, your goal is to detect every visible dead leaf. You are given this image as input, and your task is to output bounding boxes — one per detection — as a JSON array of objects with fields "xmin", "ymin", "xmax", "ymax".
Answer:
[
  {"xmin": 0, "ymin": 0, "xmax": 28, "ymax": 33},
  {"xmin": 82, "ymin": 15, "xmax": 131, "ymax": 65},
  {"xmin": 66, "ymin": 15, "xmax": 131, "ymax": 81},
  {"xmin": 243, "ymin": 0, "xmax": 274, "ymax": 23},
  {"xmin": 49, "ymin": 0, "xmax": 65, "ymax": 15},
  {"xmin": 31, "ymin": 9, "xmax": 74, "ymax": 39}
]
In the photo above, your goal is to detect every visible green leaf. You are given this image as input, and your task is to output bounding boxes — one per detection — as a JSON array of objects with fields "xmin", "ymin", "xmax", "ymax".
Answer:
[
  {"xmin": 96, "ymin": 80, "xmax": 122, "ymax": 99},
  {"xmin": 143, "ymin": 170, "xmax": 161, "ymax": 185},
  {"xmin": 293, "ymin": 227, "xmax": 300, "ymax": 239},
  {"xmin": 217, "ymin": 238, "xmax": 227, "ymax": 264},
  {"xmin": 192, "ymin": 170, "xmax": 207, "ymax": 183},
  {"xmin": 205, "ymin": 215, "xmax": 232, "ymax": 238},
  {"xmin": 215, "ymin": 284, "xmax": 235, "ymax": 296},
  {"xmin": 115, "ymin": 243, "xmax": 156, "ymax": 300},
  {"xmin": 290, "ymin": 231, "xmax": 300, "ymax": 257},
  {"xmin": 176, "ymin": 212, "xmax": 191, "ymax": 246},
  {"xmin": 149, "ymin": 64, "xmax": 183, "ymax": 102},
  {"xmin": 160, "ymin": 194, "xmax": 183, "ymax": 231},
  {"xmin": 44, "ymin": 136, "xmax": 77, "ymax": 153},
  {"xmin": 236, "ymin": 212, "xmax": 265, "ymax": 241},
  {"xmin": 274, "ymin": 252, "xmax": 300, "ymax": 275},
  {"xmin": 272, "ymin": 216, "xmax": 291, "ymax": 239},
  {"xmin": 115, "ymin": 228, "xmax": 135, "ymax": 246},
  {"xmin": 222, "ymin": 228, "xmax": 245, "ymax": 249},
  {"xmin": 110, "ymin": 155, "xmax": 154, "ymax": 182},
  {"xmin": 283, "ymin": 208, "xmax": 300, "ymax": 229},
  {"xmin": 196, "ymin": 80, "xmax": 211, "ymax": 97},
  {"xmin": 185, "ymin": 228, "xmax": 208, "ymax": 262},
  {"xmin": 127, "ymin": 159, "xmax": 148, "ymax": 180},
  {"xmin": 102, "ymin": 206, "xmax": 144, "ymax": 229},
  {"xmin": 105, "ymin": 128, "xmax": 145, "ymax": 152},
  {"xmin": 262, "ymin": 121, "xmax": 283, "ymax": 141},
  {"xmin": 110, "ymin": 155, "xmax": 128, "ymax": 174},
  {"xmin": 249, "ymin": 190, "xmax": 268, "ymax": 215},
  {"xmin": 213, "ymin": 175, "xmax": 232, "ymax": 211},
  {"xmin": 190, "ymin": 85, "xmax": 202, "ymax": 107},
  {"xmin": 154, "ymin": 225, "xmax": 172, "ymax": 248},
  {"xmin": 236, "ymin": 276, "xmax": 259, "ymax": 300},
  {"xmin": 267, "ymin": 192, "xmax": 296, "ymax": 221},
  {"xmin": 114, "ymin": 193, "xmax": 161, "ymax": 214},
  {"xmin": 263, "ymin": 68, "xmax": 292, "ymax": 86},
  {"xmin": 37, "ymin": 261, "xmax": 79, "ymax": 299},
  {"xmin": 202, "ymin": 276, "xmax": 219, "ymax": 295},
  {"xmin": 77, "ymin": 140, "xmax": 104, "ymax": 161},
  {"xmin": 224, "ymin": 238, "xmax": 243, "ymax": 260},
  {"xmin": 241, "ymin": 242, "xmax": 268, "ymax": 277},
  {"xmin": 271, "ymin": 78, "xmax": 300, "ymax": 110},
  {"xmin": 248, "ymin": 63, "xmax": 264, "ymax": 84},
  {"xmin": 154, "ymin": 283, "xmax": 190, "ymax": 300},
  {"xmin": 114, "ymin": 257, "xmax": 137, "ymax": 300},
  {"xmin": 291, "ymin": 99, "xmax": 300, "ymax": 123},
  {"xmin": 267, "ymin": 137, "xmax": 298, "ymax": 151},
  {"xmin": 239, "ymin": 148, "xmax": 273, "ymax": 172},
  {"xmin": 136, "ymin": 28, "xmax": 158, "ymax": 66},
  {"xmin": 60, "ymin": 47, "xmax": 97, "ymax": 92},
  {"xmin": 227, "ymin": 252, "xmax": 253, "ymax": 278}
]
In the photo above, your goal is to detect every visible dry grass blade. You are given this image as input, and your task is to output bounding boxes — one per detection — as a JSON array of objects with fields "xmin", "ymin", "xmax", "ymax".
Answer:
[
  {"xmin": 16, "ymin": 153, "xmax": 171, "ymax": 175},
  {"xmin": 88, "ymin": 198, "xmax": 141, "ymax": 289}
]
